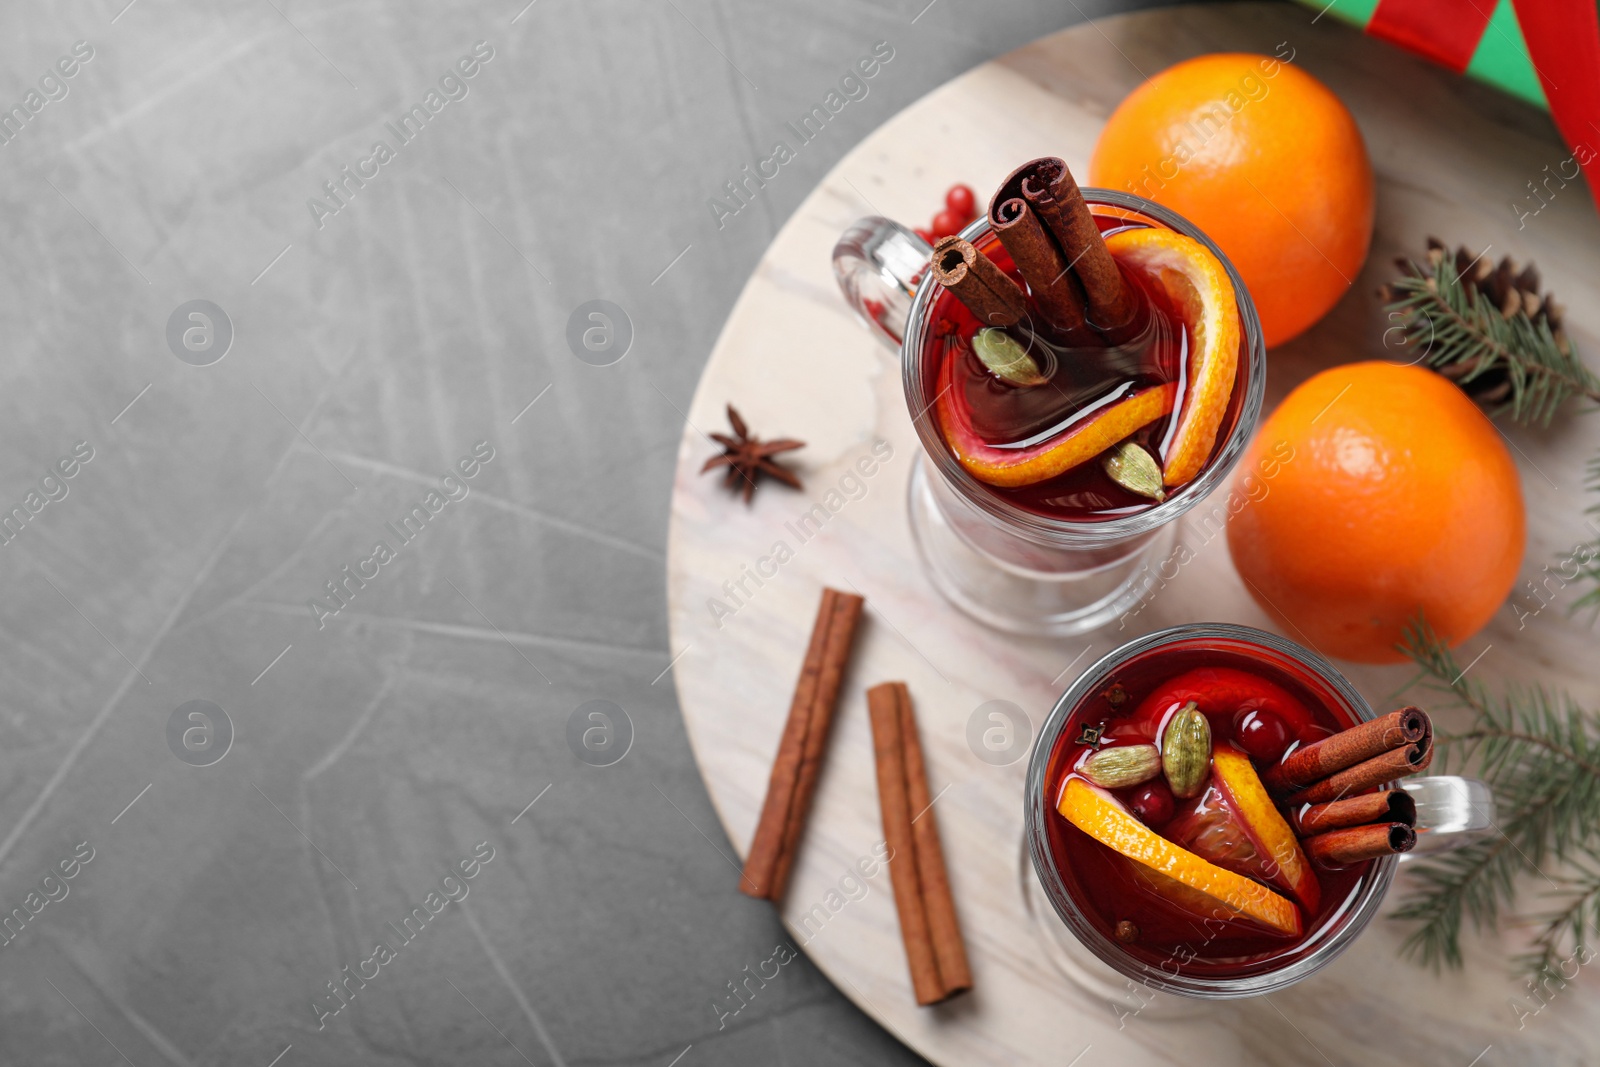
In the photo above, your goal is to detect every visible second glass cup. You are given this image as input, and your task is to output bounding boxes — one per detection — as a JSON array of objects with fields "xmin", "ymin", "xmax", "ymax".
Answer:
[
  {"xmin": 833, "ymin": 191, "xmax": 1266, "ymax": 635},
  {"xmin": 1024, "ymin": 623, "xmax": 1492, "ymax": 999}
]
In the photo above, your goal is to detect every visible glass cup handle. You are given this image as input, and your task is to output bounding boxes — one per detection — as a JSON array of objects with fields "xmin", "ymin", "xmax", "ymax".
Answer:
[
  {"xmin": 831, "ymin": 216, "xmax": 932, "ymax": 353},
  {"xmin": 1399, "ymin": 776, "xmax": 1495, "ymax": 858}
]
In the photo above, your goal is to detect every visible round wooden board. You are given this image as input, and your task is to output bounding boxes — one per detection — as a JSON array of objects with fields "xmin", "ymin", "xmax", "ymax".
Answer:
[{"xmin": 666, "ymin": 5, "xmax": 1600, "ymax": 1064}]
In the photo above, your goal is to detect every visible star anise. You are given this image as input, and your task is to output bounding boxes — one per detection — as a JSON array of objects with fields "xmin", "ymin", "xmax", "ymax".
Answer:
[{"xmin": 701, "ymin": 405, "xmax": 804, "ymax": 504}]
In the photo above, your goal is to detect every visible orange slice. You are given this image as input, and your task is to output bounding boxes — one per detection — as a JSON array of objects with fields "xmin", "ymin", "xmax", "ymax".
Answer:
[
  {"xmin": 1120, "ymin": 858, "xmax": 1289, "ymax": 936},
  {"xmin": 1105, "ymin": 228, "xmax": 1241, "ymax": 487},
  {"xmin": 937, "ymin": 377, "xmax": 1176, "ymax": 489},
  {"xmin": 1058, "ymin": 776, "xmax": 1301, "ymax": 937},
  {"xmin": 1170, "ymin": 745, "xmax": 1321, "ymax": 913}
]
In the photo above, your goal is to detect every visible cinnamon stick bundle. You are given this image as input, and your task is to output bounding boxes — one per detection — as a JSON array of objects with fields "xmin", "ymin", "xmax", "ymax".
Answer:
[
  {"xmin": 930, "ymin": 236, "xmax": 1027, "ymax": 327},
  {"xmin": 1263, "ymin": 707, "xmax": 1432, "ymax": 794},
  {"xmin": 1303, "ymin": 822, "xmax": 1417, "ymax": 867},
  {"xmin": 740, "ymin": 588, "xmax": 865, "ymax": 902},
  {"xmin": 1019, "ymin": 158, "xmax": 1135, "ymax": 333},
  {"xmin": 1282, "ymin": 744, "xmax": 1434, "ymax": 807},
  {"xmin": 867, "ymin": 681, "xmax": 972, "ymax": 1006},
  {"xmin": 1289, "ymin": 789, "xmax": 1416, "ymax": 836},
  {"xmin": 989, "ymin": 160, "xmax": 1090, "ymax": 336}
]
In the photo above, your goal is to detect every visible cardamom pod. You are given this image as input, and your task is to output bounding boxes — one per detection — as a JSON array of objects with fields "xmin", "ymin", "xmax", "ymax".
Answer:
[
  {"xmin": 1162, "ymin": 702, "xmax": 1211, "ymax": 799},
  {"xmin": 1080, "ymin": 743, "xmax": 1161, "ymax": 789},
  {"xmin": 1102, "ymin": 441, "xmax": 1166, "ymax": 501},
  {"xmin": 972, "ymin": 328, "xmax": 1049, "ymax": 387}
]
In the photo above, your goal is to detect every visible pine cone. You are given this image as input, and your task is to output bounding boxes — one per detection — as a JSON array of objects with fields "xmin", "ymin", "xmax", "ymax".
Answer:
[{"xmin": 1411, "ymin": 238, "xmax": 1570, "ymax": 406}]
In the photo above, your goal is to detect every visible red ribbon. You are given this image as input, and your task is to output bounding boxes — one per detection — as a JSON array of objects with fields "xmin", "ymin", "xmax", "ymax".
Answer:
[
  {"xmin": 1368, "ymin": 0, "xmax": 1493, "ymax": 72},
  {"xmin": 1510, "ymin": 0, "xmax": 1600, "ymax": 201},
  {"xmin": 1367, "ymin": 0, "xmax": 1600, "ymax": 204}
]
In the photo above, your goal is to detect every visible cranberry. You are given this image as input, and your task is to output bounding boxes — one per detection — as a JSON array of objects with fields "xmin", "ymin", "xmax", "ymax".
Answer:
[
  {"xmin": 1126, "ymin": 780, "xmax": 1175, "ymax": 827},
  {"xmin": 1234, "ymin": 708, "xmax": 1293, "ymax": 764},
  {"xmin": 914, "ymin": 227, "xmax": 935, "ymax": 246},
  {"xmin": 930, "ymin": 209, "xmax": 963, "ymax": 239},
  {"xmin": 945, "ymin": 183, "xmax": 977, "ymax": 221}
]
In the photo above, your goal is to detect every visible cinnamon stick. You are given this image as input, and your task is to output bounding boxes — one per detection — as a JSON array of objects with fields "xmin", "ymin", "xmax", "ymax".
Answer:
[
  {"xmin": 930, "ymin": 236, "xmax": 1027, "ymax": 327},
  {"xmin": 868, "ymin": 682, "xmax": 941, "ymax": 1005},
  {"xmin": 1303, "ymin": 822, "xmax": 1416, "ymax": 867},
  {"xmin": 895, "ymin": 684, "xmax": 972, "ymax": 998},
  {"xmin": 1020, "ymin": 158, "xmax": 1135, "ymax": 332},
  {"xmin": 868, "ymin": 681, "xmax": 971, "ymax": 1005},
  {"xmin": 989, "ymin": 160, "xmax": 1090, "ymax": 336},
  {"xmin": 1283, "ymin": 744, "xmax": 1434, "ymax": 807},
  {"xmin": 740, "ymin": 587, "xmax": 865, "ymax": 902},
  {"xmin": 1289, "ymin": 789, "xmax": 1416, "ymax": 836},
  {"xmin": 1263, "ymin": 707, "xmax": 1432, "ymax": 794}
]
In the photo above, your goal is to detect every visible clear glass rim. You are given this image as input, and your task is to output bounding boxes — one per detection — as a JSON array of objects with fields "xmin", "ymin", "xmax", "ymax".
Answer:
[
  {"xmin": 901, "ymin": 189, "xmax": 1268, "ymax": 550},
  {"xmin": 1022, "ymin": 622, "xmax": 1399, "ymax": 998}
]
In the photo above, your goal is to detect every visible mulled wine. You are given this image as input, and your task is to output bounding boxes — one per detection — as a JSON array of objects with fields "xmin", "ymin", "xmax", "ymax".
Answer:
[
  {"xmin": 1041, "ymin": 635, "xmax": 1374, "ymax": 980},
  {"xmin": 836, "ymin": 161, "xmax": 1269, "ymax": 635},
  {"xmin": 924, "ymin": 219, "xmax": 1249, "ymax": 522}
]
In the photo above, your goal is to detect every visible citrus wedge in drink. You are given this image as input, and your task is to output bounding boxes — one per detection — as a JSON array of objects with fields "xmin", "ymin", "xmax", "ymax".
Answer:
[
  {"xmin": 1104, "ymin": 228, "xmax": 1241, "ymax": 487},
  {"xmin": 1058, "ymin": 776, "xmax": 1301, "ymax": 937},
  {"xmin": 1166, "ymin": 744, "xmax": 1321, "ymax": 913},
  {"xmin": 936, "ymin": 376, "xmax": 1176, "ymax": 489}
]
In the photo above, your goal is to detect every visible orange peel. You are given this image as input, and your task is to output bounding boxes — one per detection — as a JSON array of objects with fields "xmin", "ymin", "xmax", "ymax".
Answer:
[
  {"xmin": 1105, "ymin": 228, "xmax": 1241, "ymax": 487},
  {"xmin": 1210, "ymin": 744, "xmax": 1321, "ymax": 913},
  {"xmin": 937, "ymin": 376, "xmax": 1176, "ymax": 489},
  {"xmin": 1058, "ymin": 776, "xmax": 1301, "ymax": 937}
]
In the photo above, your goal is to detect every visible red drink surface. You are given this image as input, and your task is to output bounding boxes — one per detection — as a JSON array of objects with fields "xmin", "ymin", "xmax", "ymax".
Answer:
[
  {"xmin": 922, "ymin": 218, "xmax": 1248, "ymax": 521},
  {"xmin": 1043, "ymin": 638, "xmax": 1374, "ymax": 979}
]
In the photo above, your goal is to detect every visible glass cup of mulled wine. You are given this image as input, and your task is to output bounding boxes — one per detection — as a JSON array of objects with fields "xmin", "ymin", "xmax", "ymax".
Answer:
[
  {"xmin": 833, "ymin": 187, "xmax": 1265, "ymax": 636},
  {"xmin": 1023, "ymin": 623, "xmax": 1493, "ymax": 1000}
]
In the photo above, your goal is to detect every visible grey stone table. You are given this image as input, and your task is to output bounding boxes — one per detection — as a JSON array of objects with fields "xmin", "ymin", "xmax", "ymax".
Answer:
[{"xmin": 0, "ymin": 0, "xmax": 1213, "ymax": 1064}]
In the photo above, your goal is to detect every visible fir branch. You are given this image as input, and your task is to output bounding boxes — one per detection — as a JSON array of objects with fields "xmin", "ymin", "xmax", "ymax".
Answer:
[
  {"xmin": 1513, "ymin": 853, "xmax": 1600, "ymax": 983},
  {"xmin": 1394, "ymin": 619, "xmax": 1600, "ymax": 979},
  {"xmin": 1573, "ymin": 451, "xmax": 1600, "ymax": 619},
  {"xmin": 1394, "ymin": 834, "xmax": 1524, "ymax": 970},
  {"xmin": 1384, "ymin": 257, "xmax": 1600, "ymax": 428},
  {"xmin": 1448, "ymin": 727, "xmax": 1600, "ymax": 778}
]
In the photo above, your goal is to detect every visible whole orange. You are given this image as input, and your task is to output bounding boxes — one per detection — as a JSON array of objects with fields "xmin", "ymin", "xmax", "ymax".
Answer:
[
  {"xmin": 1090, "ymin": 53, "xmax": 1373, "ymax": 348},
  {"xmin": 1226, "ymin": 362, "xmax": 1524, "ymax": 664}
]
